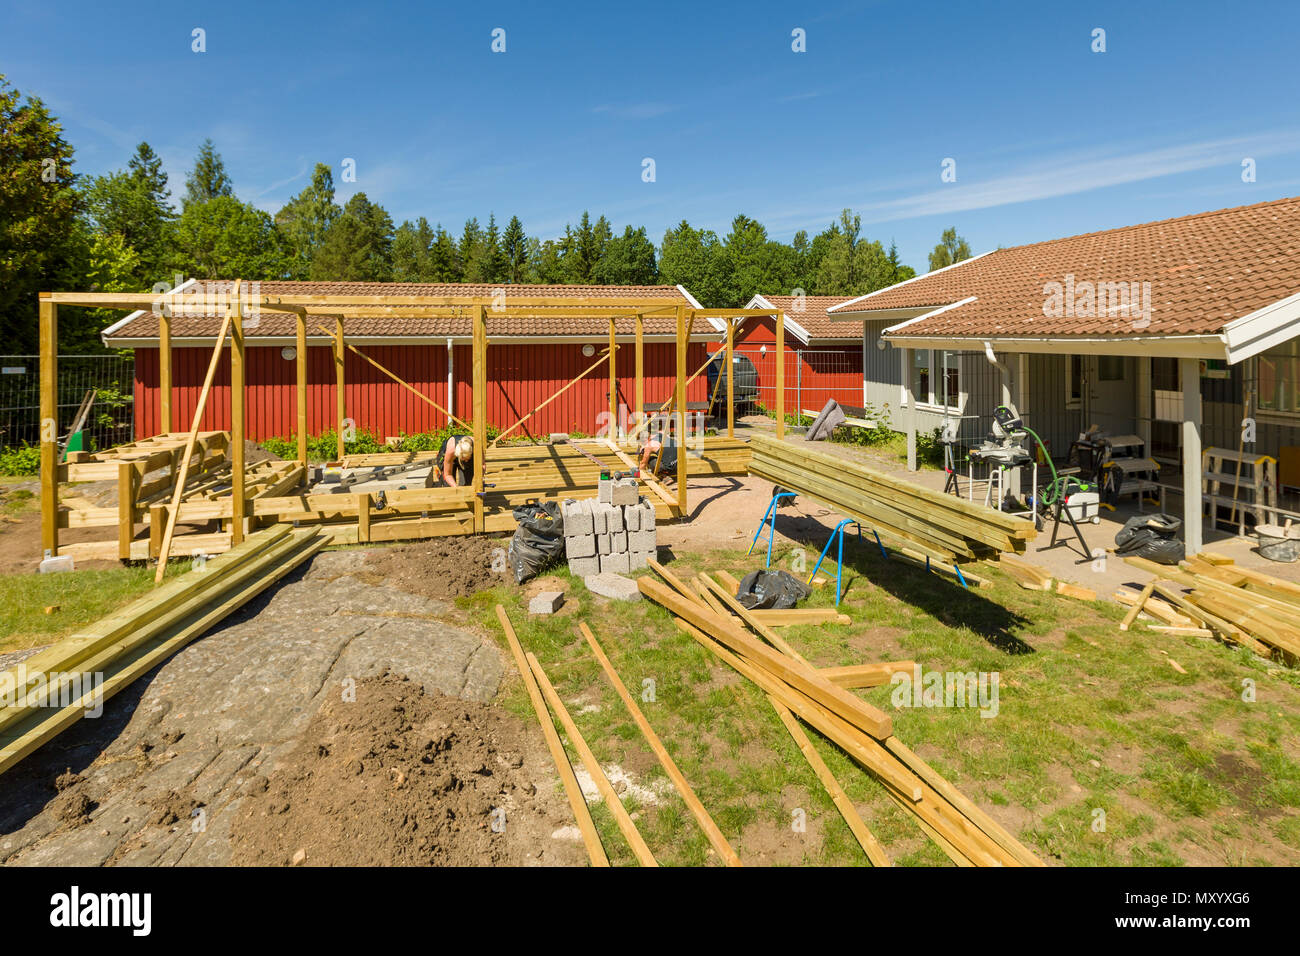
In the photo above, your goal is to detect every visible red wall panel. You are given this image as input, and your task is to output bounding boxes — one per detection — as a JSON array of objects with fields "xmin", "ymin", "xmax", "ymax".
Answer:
[
  {"xmin": 134, "ymin": 341, "xmax": 710, "ymax": 441},
  {"xmin": 732, "ymin": 317, "xmax": 864, "ymax": 409}
]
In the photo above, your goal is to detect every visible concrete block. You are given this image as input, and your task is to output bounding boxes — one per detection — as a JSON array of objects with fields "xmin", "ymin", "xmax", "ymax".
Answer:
[
  {"xmin": 598, "ymin": 478, "xmax": 613, "ymax": 504},
  {"xmin": 624, "ymin": 503, "xmax": 641, "ymax": 531},
  {"xmin": 640, "ymin": 499, "xmax": 655, "ymax": 531},
  {"xmin": 561, "ymin": 498, "xmax": 592, "ymax": 536},
  {"xmin": 587, "ymin": 570, "xmax": 639, "ymax": 600},
  {"xmin": 605, "ymin": 506, "xmax": 624, "ymax": 532},
  {"xmin": 565, "ymin": 533, "xmax": 595, "ymax": 558},
  {"xmin": 611, "ymin": 478, "xmax": 639, "ymax": 507},
  {"xmin": 590, "ymin": 502, "xmax": 607, "ymax": 534},
  {"xmin": 567, "ymin": 555, "xmax": 601, "ymax": 578},
  {"xmin": 610, "ymin": 530, "xmax": 627, "ymax": 552},
  {"xmin": 599, "ymin": 552, "xmax": 632, "ymax": 575},
  {"xmin": 528, "ymin": 591, "xmax": 565, "ymax": 615},
  {"xmin": 39, "ymin": 555, "xmax": 75, "ymax": 574},
  {"xmin": 549, "ymin": 433, "xmax": 570, "ymax": 443},
  {"xmin": 628, "ymin": 550, "xmax": 650, "ymax": 571},
  {"xmin": 629, "ymin": 529, "xmax": 656, "ymax": 553},
  {"xmin": 597, "ymin": 532, "xmax": 612, "ymax": 554}
]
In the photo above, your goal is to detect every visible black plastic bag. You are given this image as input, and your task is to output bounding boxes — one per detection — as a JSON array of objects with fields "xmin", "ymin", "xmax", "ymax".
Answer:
[
  {"xmin": 507, "ymin": 501, "xmax": 565, "ymax": 584},
  {"xmin": 1113, "ymin": 514, "xmax": 1184, "ymax": 565},
  {"xmin": 735, "ymin": 569, "xmax": 812, "ymax": 610}
]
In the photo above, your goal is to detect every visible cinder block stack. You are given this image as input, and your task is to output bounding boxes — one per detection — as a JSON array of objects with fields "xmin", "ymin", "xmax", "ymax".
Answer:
[{"xmin": 561, "ymin": 491, "xmax": 656, "ymax": 577}]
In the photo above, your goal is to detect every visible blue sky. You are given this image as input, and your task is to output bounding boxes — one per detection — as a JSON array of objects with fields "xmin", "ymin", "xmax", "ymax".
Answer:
[{"xmin": 3, "ymin": 0, "xmax": 1299, "ymax": 272}]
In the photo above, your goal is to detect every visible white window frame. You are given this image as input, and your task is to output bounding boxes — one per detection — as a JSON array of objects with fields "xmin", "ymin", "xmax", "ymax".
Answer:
[
  {"xmin": 905, "ymin": 348, "xmax": 964, "ymax": 414},
  {"xmin": 1065, "ymin": 354, "xmax": 1083, "ymax": 410},
  {"xmin": 1254, "ymin": 342, "xmax": 1300, "ymax": 423}
]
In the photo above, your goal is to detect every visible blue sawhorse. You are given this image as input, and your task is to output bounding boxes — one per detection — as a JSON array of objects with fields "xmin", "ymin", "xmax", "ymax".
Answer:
[
  {"xmin": 806, "ymin": 519, "xmax": 863, "ymax": 606},
  {"xmin": 747, "ymin": 492, "xmax": 797, "ymax": 568}
]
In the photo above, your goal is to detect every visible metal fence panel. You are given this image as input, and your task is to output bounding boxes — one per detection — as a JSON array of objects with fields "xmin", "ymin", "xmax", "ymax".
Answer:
[{"xmin": 0, "ymin": 354, "xmax": 135, "ymax": 452}]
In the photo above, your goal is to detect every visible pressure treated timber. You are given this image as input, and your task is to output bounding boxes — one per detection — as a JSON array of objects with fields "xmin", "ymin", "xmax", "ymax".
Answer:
[
  {"xmin": 527, "ymin": 652, "xmax": 658, "ymax": 866},
  {"xmin": 639, "ymin": 577, "xmax": 893, "ymax": 740},
  {"xmin": 581, "ymin": 622, "xmax": 741, "ymax": 866},
  {"xmin": 40, "ymin": 300, "xmax": 57, "ymax": 556},
  {"xmin": 495, "ymin": 606, "xmax": 609, "ymax": 867}
]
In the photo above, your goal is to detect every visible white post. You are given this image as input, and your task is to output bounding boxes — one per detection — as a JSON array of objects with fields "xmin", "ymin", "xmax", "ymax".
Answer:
[
  {"xmin": 1180, "ymin": 357, "xmax": 1203, "ymax": 556},
  {"xmin": 902, "ymin": 347, "xmax": 917, "ymax": 471},
  {"xmin": 1136, "ymin": 356, "xmax": 1152, "ymax": 453}
]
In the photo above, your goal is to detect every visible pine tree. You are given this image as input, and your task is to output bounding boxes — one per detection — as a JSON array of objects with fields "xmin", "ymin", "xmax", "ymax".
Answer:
[
  {"xmin": 183, "ymin": 139, "xmax": 234, "ymax": 208},
  {"xmin": 501, "ymin": 215, "xmax": 528, "ymax": 283}
]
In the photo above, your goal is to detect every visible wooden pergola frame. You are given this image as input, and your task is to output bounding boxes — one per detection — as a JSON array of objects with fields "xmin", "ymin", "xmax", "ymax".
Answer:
[{"xmin": 37, "ymin": 287, "xmax": 783, "ymax": 568}]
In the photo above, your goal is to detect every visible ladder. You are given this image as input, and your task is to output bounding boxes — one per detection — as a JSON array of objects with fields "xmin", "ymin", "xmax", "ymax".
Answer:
[{"xmin": 1202, "ymin": 447, "xmax": 1277, "ymax": 535}]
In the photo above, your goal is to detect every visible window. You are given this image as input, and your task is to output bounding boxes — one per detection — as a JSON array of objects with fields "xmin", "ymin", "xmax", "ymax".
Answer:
[
  {"xmin": 1066, "ymin": 355, "xmax": 1083, "ymax": 409},
  {"xmin": 909, "ymin": 349, "xmax": 961, "ymax": 411},
  {"xmin": 1257, "ymin": 340, "xmax": 1300, "ymax": 417}
]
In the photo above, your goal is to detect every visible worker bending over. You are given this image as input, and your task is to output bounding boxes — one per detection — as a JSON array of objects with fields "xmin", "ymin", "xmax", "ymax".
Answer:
[
  {"xmin": 435, "ymin": 435, "xmax": 475, "ymax": 487},
  {"xmin": 639, "ymin": 429, "xmax": 678, "ymax": 476}
]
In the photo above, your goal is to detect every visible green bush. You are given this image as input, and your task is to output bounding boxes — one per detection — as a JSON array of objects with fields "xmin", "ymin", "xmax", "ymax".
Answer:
[
  {"xmin": 0, "ymin": 443, "xmax": 41, "ymax": 477},
  {"xmin": 260, "ymin": 423, "xmax": 502, "ymax": 462}
]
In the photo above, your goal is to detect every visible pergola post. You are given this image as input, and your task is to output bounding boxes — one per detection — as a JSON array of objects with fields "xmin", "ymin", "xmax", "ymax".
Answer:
[
  {"xmin": 726, "ymin": 318, "xmax": 735, "ymax": 438},
  {"xmin": 676, "ymin": 305, "xmax": 688, "ymax": 515},
  {"xmin": 608, "ymin": 317, "xmax": 617, "ymax": 440},
  {"xmin": 902, "ymin": 347, "xmax": 917, "ymax": 471},
  {"xmin": 775, "ymin": 310, "xmax": 785, "ymax": 439},
  {"xmin": 635, "ymin": 313, "xmax": 644, "ymax": 439},
  {"xmin": 1180, "ymin": 357, "xmax": 1203, "ymax": 556},
  {"xmin": 159, "ymin": 309, "xmax": 172, "ymax": 433},
  {"xmin": 230, "ymin": 291, "xmax": 246, "ymax": 545},
  {"xmin": 296, "ymin": 310, "xmax": 308, "ymax": 470},
  {"xmin": 334, "ymin": 316, "xmax": 345, "ymax": 461},
  {"xmin": 472, "ymin": 304, "xmax": 487, "ymax": 533},
  {"xmin": 39, "ymin": 299, "xmax": 58, "ymax": 557}
]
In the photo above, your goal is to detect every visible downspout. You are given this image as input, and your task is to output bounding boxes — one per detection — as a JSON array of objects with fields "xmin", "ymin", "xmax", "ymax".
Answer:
[
  {"xmin": 447, "ymin": 338, "xmax": 455, "ymax": 420},
  {"xmin": 983, "ymin": 341, "xmax": 1011, "ymax": 407}
]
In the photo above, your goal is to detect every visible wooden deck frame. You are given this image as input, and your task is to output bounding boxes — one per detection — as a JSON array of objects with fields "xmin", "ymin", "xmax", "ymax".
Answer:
[{"xmin": 37, "ymin": 288, "xmax": 773, "ymax": 567}]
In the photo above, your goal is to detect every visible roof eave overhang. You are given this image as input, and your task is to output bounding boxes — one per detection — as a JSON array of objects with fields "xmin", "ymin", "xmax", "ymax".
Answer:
[
  {"xmin": 882, "ymin": 332, "xmax": 1229, "ymax": 360},
  {"xmin": 827, "ymin": 306, "xmax": 946, "ymax": 323},
  {"xmin": 1222, "ymin": 289, "xmax": 1300, "ymax": 364}
]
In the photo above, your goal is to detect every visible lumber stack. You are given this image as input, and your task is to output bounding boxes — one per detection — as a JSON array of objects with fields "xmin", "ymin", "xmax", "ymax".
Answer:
[
  {"xmin": 747, "ymin": 434, "xmax": 1035, "ymax": 563},
  {"xmin": 638, "ymin": 561, "xmax": 1044, "ymax": 867},
  {"xmin": 0, "ymin": 525, "xmax": 327, "ymax": 776},
  {"xmin": 1122, "ymin": 554, "xmax": 1300, "ymax": 662}
]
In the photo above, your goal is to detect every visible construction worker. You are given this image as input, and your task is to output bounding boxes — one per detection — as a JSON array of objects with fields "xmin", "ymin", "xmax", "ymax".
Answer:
[
  {"xmin": 434, "ymin": 435, "xmax": 475, "ymax": 488},
  {"xmin": 639, "ymin": 428, "xmax": 678, "ymax": 476}
]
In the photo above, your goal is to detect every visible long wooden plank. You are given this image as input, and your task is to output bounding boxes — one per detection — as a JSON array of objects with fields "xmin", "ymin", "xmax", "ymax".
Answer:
[
  {"xmin": 154, "ymin": 309, "xmax": 235, "ymax": 581},
  {"xmin": 494, "ymin": 606, "xmax": 608, "ymax": 867},
  {"xmin": 699, "ymin": 573, "xmax": 810, "ymax": 666},
  {"xmin": 640, "ymin": 577, "xmax": 893, "ymax": 740},
  {"xmin": 772, "ymin": 700, "xmax": 891, "ymax": 867},
  {"xmin": 581, "ymin": 622, "xmax": 741, "ymax": 866},
  {"xmin": 527, "ymin": 652, "xmax": 658, "ymax": 867}
]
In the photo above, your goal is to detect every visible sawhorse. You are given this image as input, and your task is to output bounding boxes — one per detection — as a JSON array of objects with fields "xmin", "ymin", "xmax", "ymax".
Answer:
[{"xmin": 747, "ymin": 491, "xmax": 797, "ymax": 568}]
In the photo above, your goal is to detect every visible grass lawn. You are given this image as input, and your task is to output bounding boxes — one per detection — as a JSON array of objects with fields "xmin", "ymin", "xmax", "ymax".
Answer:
[
  {"xmin": 0, "ymin": 562, "xmax": 193, "ymax": 655},
  {"xmin": 458, "ymin": 542, "xmax": 1300, "ymax": 866}
]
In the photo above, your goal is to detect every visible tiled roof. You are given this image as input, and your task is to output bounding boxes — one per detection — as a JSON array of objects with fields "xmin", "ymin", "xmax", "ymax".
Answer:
[
  {"xmin": 103, "ymin": 282, "xmax": 697, "ymax": 341},
  {"xmin": 750, "ymin": 295, "xmax": 863, "ymax": 340},
  {"xmin": 827, "ymin": 196, "xmax": 1300, "ymax": 339}
]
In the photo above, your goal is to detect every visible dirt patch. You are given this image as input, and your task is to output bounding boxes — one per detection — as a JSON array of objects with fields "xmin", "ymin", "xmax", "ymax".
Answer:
[
  {"xmin": 363, "ymin": 535, "xmax": 515, "ymax": 600},
  {"xmin": 228, "ymin": 672, "xmax": 584, "ymax": 866}
]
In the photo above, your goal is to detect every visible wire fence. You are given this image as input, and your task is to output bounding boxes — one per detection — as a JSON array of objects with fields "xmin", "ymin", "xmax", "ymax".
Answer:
[
  {"xmin": 735, "ymin": 346, "xmax": 865, "ymax": 417},
  {"xmin": 0, "ymin": 355, "xmax": 135, "ymax": 452}
]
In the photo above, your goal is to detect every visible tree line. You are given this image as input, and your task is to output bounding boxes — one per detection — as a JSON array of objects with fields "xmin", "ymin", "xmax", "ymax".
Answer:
[{"xmin": 0, "ymin": 74, "xmax": 971, "ymax": 353}]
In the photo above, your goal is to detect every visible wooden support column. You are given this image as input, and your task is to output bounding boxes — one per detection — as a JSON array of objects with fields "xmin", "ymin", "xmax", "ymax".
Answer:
[
  {"xmin": 472, "ymin": 304, "xmax": 487, "ymax": 533},
  {"xmin": 230, "ymin": 292, "xmax": 246, "ymax": 545},
  {"xmin": 335, "ymin": 316, "xmax": 346, "ymax": 461},
  {"xmin": 117, "ymin": 462, "xmax": 135, "ymax": 560},
  {"xmin": 39, "ymin": 300, "xmax": 57, "ymax": 557},
  {"xmin": 609, "ymin": 317, "xmax": 618, "ymax": 440},
  {"xmin": 296, "ymin": 309, "xmax": 308, "ymax": 469},
  {"xmin": 159, "ymin": 309, "xmax": 173, "ymax": 434},
  {"xmin": 726, "ymin": 318, "xmax": 735, "ymax": 438},
  {"xmin": 676, "ymin": 305, "xmax": 688, "ymax": 515},
  {"xmin": 902, "ymin": 347, "xmax": 917, "ymax": 471},
  {"xmin": 1180, "ymin": 357, "xmax": 1203, "ymax": 556},
  {"xmin": 635, "ymin": 312, "xmax": 644, "ymax": 438},
  {"xmin": 775, "ymin": 310, "xmax": 785, "ymax": 439}
]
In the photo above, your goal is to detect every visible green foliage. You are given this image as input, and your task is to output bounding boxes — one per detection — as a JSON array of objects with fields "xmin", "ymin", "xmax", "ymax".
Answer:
[
  {"xmin": 183, "ymin": 138, "xmax": 234, "ymax": 208},
  {"xmin": 309, "ymin": 192, "xmax": 393, "ymax": 282},
  {"xmin": 260, "ymin": 423, "xmax": 502, "ymax": 463},
  {"xmin": 594, "ymin": 225, "xmax": 657, "ymax": 285},
  {"xmin": 0, "ymin": 443, "xmax": 41, "ymax": 476},
  {"xmin": 275, "ymin": 162, "xmax": 339, "ymax": 279},
  {"xmin": 928, "ymin": 227, "xmax": 972, "ymax": 272},
  {"xmin": 171, "ymin": 195, "xmax": 290, "ymax": 279},
  {"xmin": 0, "ymin": 74, "xmax": 80, "ymax": 352}
]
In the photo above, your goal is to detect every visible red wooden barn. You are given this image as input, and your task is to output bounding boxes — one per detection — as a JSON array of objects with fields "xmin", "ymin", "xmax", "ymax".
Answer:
[
  {"xmin": 736, "ymin": 294, "xmax": 865, "ymax": 413},
  {"xmin": 102, "ymin": 281, "xmax": 714, "ymax": 442}
]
